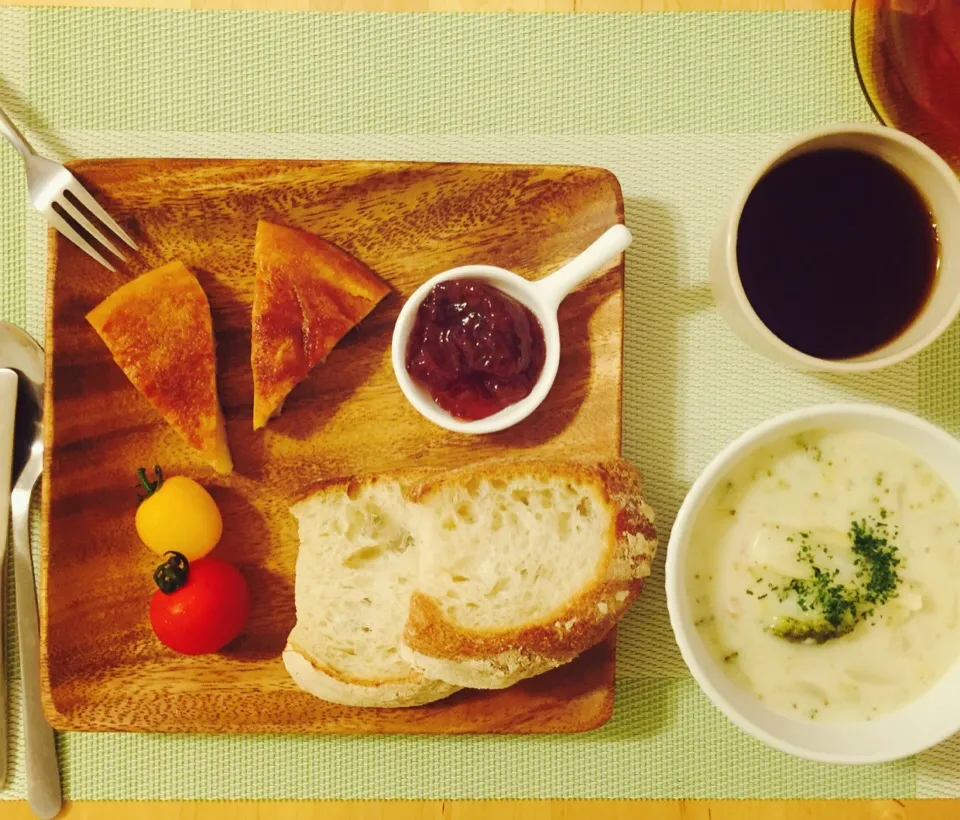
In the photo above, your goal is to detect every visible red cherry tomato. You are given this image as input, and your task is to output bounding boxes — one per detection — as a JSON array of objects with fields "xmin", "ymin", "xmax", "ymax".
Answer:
[{"xmin": 150, "ymin": 553, "xmax": 251, "ymax": 655}]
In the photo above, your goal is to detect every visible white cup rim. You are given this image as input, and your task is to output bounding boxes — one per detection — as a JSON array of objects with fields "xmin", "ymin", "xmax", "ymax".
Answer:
[{"xmin": 721, "ymin": 123, "xmax": 960, "ymax": 373}]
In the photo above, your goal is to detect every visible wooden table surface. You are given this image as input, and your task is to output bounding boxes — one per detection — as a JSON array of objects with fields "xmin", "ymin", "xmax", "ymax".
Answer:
[{"xmin": 3, "ymin": 0, "xmax": 952, "ymax": 817}]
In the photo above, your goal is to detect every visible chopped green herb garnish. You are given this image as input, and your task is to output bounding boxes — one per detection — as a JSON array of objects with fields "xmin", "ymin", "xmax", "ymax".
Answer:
[
  {"xmin": 851, "ymin": 518, "xmax": 901, "ymax": 608},
  {"xmin": 766, "ymin": 518, "xmax": 902, "ymax": 645}
]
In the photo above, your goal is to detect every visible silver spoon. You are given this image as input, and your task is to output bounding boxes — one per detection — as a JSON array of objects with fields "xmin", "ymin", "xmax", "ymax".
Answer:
[
  {"xmin": 0, "ymin": 367, "xmax": 18, "ymax": 789},
  {"xmin": 0, "ymin": 322, "xmax": 61, "ymax": 818}
]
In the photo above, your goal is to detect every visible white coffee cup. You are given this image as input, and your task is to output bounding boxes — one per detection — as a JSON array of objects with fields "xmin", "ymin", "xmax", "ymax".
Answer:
[{"xmin": 709, "ymin": 123, "xmax": 960, "ymax": 372}]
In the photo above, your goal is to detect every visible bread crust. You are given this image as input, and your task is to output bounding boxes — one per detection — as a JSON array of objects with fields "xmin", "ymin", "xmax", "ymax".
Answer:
[
  {"xmin": 290, "ymin": 469, "xmax": 431, "ymax": 509},
  {"xmin": 283, "ymin": 643, "xmax": 459, "ymax": 708},
  {"xmin": 400, "ymin": 458, "xmax": 657, "ymax": 689}
]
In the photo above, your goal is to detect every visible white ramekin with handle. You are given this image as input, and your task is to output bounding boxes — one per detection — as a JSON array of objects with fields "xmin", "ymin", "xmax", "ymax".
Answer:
[{"xmin": 391, "ymin": 224, "xmax": 631, "ymax": 434}]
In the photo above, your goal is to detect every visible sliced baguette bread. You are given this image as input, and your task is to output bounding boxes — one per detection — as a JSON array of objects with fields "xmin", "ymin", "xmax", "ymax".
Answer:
[
  {"xmin": 282, "ymin": 475, "xmax": 459, "ymax": 708},
  {"xmin": 283, "ymin": 459, "xmax": 656, "ymax": 705},
  {"xmin": 400, "ymin": 459, "xmax": 657, "ymax": 689}
]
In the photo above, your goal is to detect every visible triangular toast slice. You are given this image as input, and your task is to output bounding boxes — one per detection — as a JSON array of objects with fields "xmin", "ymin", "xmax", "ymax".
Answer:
[
  {"xmin": 86, "ymin": 261, "xmax": 233, "ymax": 474},
  {"xmin": 251, "ymin": 220, "xmax": 390, "ymax": 430}
]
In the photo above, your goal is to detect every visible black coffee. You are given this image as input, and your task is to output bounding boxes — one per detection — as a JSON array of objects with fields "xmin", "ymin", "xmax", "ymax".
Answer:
[{"xmin": 736, "ymin": 148, "xmax": 939, "ymax": 360}]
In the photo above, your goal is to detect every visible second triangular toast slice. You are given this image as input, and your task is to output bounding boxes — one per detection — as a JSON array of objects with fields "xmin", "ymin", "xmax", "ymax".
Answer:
[
  {"xmin": 251, "ymin": 220, "xmax": 390, "ymax": 430},
  {"xmin": 86, "ymin": 261, "xmax": 233, "ymax": 474}
]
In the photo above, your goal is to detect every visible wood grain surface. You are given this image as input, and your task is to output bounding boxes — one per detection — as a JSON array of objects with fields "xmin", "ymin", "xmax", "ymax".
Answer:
[
  {"xmin": 6, "ymin": 0, "xmax": 950, "ymax": 818},
  {"xmin": 40, "ymin": 158, "xmax": 625, "ymax": 734},
  {"xmin": 2, "ymin": 800, "xmax": 952, "ymax": 820}
]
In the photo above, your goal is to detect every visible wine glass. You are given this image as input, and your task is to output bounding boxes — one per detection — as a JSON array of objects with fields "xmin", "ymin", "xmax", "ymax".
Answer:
[{"xmin": 851, "ymin": 0, "xmax": 960, "ymax": 170}]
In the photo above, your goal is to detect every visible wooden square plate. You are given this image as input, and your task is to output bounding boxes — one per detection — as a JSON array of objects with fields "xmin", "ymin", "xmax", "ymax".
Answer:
[{"xmin": 40, "ymin": 158, "xmax": 624, "ymax": 733}]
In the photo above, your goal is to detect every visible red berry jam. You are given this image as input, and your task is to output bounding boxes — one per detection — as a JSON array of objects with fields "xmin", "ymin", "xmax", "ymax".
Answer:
[{"xmin": 405, "ymin": 279, "xmax": 546, "ymax": 421}]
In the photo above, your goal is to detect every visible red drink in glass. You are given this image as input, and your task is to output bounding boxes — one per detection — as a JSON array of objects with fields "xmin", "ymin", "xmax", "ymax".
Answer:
[{"xmin": 852, "ymin": 0, "xmax": 960, "ymax": 169}]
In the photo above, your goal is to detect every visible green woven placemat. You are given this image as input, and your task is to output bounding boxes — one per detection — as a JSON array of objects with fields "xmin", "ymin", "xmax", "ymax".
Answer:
[{"xmin": 2, "ymin": 6, "xmax": 959, "ymax": 801}]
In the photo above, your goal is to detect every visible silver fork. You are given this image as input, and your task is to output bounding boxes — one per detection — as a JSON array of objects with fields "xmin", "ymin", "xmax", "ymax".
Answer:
[{"xmin": 0, "ymin": 106, "xmax": 137, "ymax": 272}]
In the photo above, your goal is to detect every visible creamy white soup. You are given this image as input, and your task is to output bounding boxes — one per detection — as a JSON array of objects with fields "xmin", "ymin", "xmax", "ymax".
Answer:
[{"xmin": 688, "ymin": 429, "xmax": 960, "ymax": 723}]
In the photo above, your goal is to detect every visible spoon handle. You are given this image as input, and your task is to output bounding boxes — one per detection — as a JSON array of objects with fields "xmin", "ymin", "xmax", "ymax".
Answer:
[
  {"xmin": 12, "ymin": 446, "xmax": 62, "ymax": 820},
  {"xmin": 0, "ymin": 369, "xmax": 17, "ymax": 789},
  {"xmin": 532, "ymin": 224, "xmax": 632, "ymax": 312}
]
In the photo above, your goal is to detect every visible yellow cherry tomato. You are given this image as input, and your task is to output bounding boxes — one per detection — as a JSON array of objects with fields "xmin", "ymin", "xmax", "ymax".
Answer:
[{"xmin": 135, "ymin": 466, "xmax": 223, "ymax": 560}]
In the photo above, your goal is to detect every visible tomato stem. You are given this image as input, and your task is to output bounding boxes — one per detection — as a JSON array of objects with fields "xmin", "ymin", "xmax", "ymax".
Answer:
[
  {"xmin": 136, "ymin": 465, "xmax": 164, "ymax": 502},
  {"xmin": 153, "ymin": 551, "xmax": 189, "ymax": 594}
]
